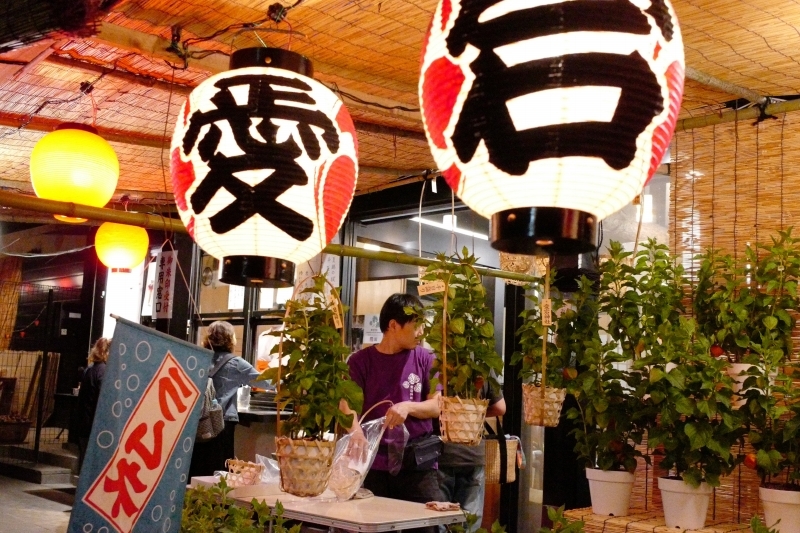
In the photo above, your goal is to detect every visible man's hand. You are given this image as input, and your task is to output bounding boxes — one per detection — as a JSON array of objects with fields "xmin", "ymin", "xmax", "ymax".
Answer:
[
  {"xmin": 384, "ymin": 402, "xmax": 412, "ymax": 430},
  {"xmin": 346, "ymin": 426, "xmax": 369, "ymax": 463}
]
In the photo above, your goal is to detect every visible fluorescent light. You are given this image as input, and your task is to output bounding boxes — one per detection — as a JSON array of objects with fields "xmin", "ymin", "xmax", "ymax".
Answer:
[
  {"xmin": 411, "ymin": 216, "xmax": 489, "ymax": 240},
  {"xmin": 363, "ymin": 243, "xmax": 381, "ymax": 251}
]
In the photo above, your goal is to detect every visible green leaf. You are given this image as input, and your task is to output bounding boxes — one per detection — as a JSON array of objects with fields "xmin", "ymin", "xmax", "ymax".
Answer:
[
  {"xmin": 675, "ymin": 397, "xmax": 695, "ymax": 415},
  {"xmin": 593, "ymin": 397, "xmax": 609, "ymax": 413},
  {"xmin": 685, "ymin": 421, "xmax": 712, "ymax": 450},
  {"xmin": 649, "ymin": 367, "xmax": 666, "ymax": 383},
  {"xmin": 763, "ymin": 316, "xmax": 778, "ymax": 331},
  {"xmin": 450, "ymin": 317, "xmax": 465, "ymax": 335}
]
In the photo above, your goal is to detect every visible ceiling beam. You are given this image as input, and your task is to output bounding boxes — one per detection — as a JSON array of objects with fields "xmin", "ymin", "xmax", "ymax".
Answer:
[
  {"xmin": 676, "ymin": 97, "xmax": 800, "ymax": 131},
  {"xmin": 685, "ymin": 66, "xmax": 768, "ymax": 106},
  {"xmin": 93, "ymin": 22, "xmax": 421, "ymax": 125}
]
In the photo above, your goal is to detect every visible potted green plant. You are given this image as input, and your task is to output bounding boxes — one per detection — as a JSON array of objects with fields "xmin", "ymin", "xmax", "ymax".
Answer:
[
  {"xmin": 260, "ymin": 274, "xmax": 363, "ymax": 497},
  {"xmin": 636, "ymin": 319, "xmax": 743, "ymax": 529},
  {"xmin": 569, "ymin": 240, "xmax": 686, "ymax": 517},
  {"xmin": 694, "ymin": 229, "xmax": 800, "ymax": 404},
  {"xmin": 741, "ymin": 332, "xmax": 800, "ymax": 533},
  {"xmin": 421, "ymin": 247, "xmax": 504, "ymax": 445},
  {"xmin": 511, "ymin": 266, "xmax": 571, "ymax": 428}
]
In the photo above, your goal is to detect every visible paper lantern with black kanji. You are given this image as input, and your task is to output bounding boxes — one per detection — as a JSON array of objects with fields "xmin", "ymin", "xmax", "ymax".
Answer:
[
  {"xmin": 171, "ymin": 48, "xmax": 358, "ymax": 286},
  {"xmin": 419, "ymin": 0, "xmax": 684, "ymax": 254},
  {"xmin": 30, "ymin": 123, "xmax": 119, "ymax": 223},
  {"xmin": 95, "ymin": 222, "xmax": 149, "ymax": 269}
]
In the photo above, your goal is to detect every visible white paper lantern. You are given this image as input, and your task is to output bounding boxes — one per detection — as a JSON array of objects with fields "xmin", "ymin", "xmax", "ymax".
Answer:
[
  {"xmin": 419, "ymin": 0, "xmax": 684, "ymax": 254},
  {"xmin": 171, "ymin": 48, "xmax": 358, "ymax": 286}
]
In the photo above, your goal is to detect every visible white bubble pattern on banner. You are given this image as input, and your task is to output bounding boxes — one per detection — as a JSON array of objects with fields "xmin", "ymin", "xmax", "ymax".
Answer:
[
  {"xmin": 135, "ymin": 341, "xmax": 151, "ymax": 362},
  {"xmin": 98, "ymin": 527, "xmax": 108, "ymax": 533},
  {"xmin": 198, "ymin": 368, "xmax": 205, "ymax": 379},
  {"xmin": 114, "ymin": 380, "xmax": 121, "ymax": 390},
  {"xmin": 121, "ymin": 363, "xmax": 126, "ymax": 371},
  {"xmin": 118, "ymin": 343, "xmax": 126, "ymax": 356},
  {"xmin": 170, "ymin": 489, "xmax": 176, "ymax": 501},
  {"xmin": 175, "ymin": 458, "xmax": 182, "ymax": 469},
  {"xmin": 183, "ymin": 436, "xmax": 192, "ymax": 453},
  {"xmin": 151, "ymin": 505, "xmax": 163, "ymax": 522},
  {"xmin": 83, "ymin": 524, "xmax": 93, "ymax": 532},
  {"xmin": 96, "ymin": 430, "xmax": 114, "ymax": 449},
  {"xmin": 171, "ymin": 505, "xmax": 176, "ymax": 513},
  {"xmin": 163, "ymin": 518, "xmax": 171, "ymax": 532},
  {"xmin": 186, "ymin": 356, "xmax": 197, "ymax": 370},
  {"xmin": 126, "ymin": 374, "xmax": 140, "ymax": 392},
  {"xmin": 124, "ymin": 398, "xmax": 132, "ymax": 408},
  {"xmin": 111, "ymin": 401, "xmax": 122, "ymax": 418}
]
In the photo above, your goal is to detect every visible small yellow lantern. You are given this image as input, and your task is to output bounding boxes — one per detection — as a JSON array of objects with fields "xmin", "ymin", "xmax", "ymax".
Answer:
[
  {"xmin": 95, "ymin": 222, "xmax": 149, "ymax": 269},
  {"xmin": 30, "ymin": 123, "xmax": 119, "ymax": 223}
]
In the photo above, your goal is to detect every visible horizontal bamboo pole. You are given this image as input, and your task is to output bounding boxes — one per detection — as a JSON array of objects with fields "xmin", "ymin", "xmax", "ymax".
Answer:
[
  {"xmin": 677, "ymin": 98, "xmax": 800, "ymax": 131},
  {"xmin": 0, "ymin": 190, "xmax": 538, "ymax": 284},
  {"xmin": 685, "ymin": 66, "xmax": 768, "ymax": 105}
]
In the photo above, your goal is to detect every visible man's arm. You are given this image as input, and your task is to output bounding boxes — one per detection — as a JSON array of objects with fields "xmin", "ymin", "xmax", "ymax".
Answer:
[
  {"xmin": 384, "ymin": 392, "xmax": 441, "ymax": 429},
  {"xmin": 486, "ymin": 398, "xmax": 506, "ymax": 418}
]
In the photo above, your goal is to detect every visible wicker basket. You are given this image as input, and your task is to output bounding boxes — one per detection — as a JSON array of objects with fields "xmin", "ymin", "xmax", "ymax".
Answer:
[
  {"xmin": 0, "ymin": 420, "xmax": 30, "ymax": 444},
  {"xmin": 275, "ymin": 436, "xmax": 336, "ymax": 497},
  {"xmin": 225, "ymin": 459, "xmax": 264, "ymax": 488},
  {"xmin": 522, "ymin": 384, "xmax": 566, "ymax": 427},
  {"xmin": 485, "ymin": 438, "xmax": 518, "ymax": 484},
  {"xmin": 439, "ymin": 396, "xmax": 488, "ymax": 445}
]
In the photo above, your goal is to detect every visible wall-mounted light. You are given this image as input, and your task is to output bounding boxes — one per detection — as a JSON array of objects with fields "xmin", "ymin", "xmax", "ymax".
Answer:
[{"xmin": 411, "ymin": 215, "xmax": 488, "ymax": 240}]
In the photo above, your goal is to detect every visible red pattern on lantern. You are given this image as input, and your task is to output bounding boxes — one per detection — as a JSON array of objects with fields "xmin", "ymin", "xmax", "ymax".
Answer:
[
  {"xmin": 647, "ymin": 60, "xmax": 684, "ymax": 185},
  {"xmin": 181, "ymin": 101, "xmax": 190, "ymax": 126},
  {"xmin": 442, "ymin": 163, "xmax": 462, "ymax": 191},
  {"xmin": 323, "ymin": 156, "xmax": 356, "ymax": 242},
  {"xmin": 421, "ymin": 57, "xmax": 465, "ymax": 150},
  {"xmin": 170, "ymin": 147, "xmax": 195, "ymax": 213},
  {"xmin": 440, "ymin": 0, "xmax": 452, "ymax": 31},
  {"xmin": 335, "ymin": 104, "xmax": 358, "ymax": 157}
]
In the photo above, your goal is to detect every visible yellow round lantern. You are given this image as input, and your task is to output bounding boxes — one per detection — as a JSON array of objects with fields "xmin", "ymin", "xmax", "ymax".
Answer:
[
  {"xmin": 30, "ymin": 123, "xmax": 119, "ymax": 223},
  {"xmin": 95, "ymin": 222, "xmax": 149, "ymax": 269}
]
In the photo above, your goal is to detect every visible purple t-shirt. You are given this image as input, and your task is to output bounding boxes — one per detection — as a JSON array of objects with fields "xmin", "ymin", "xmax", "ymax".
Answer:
[{"xmin": 348, "ymin": 345, "xmax": 434, "ymax": 471}]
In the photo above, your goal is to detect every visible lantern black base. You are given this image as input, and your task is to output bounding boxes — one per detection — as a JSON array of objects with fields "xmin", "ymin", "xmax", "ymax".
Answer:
[
  {"xmin": 230, "ymin": 47, "xmax": 313, "ymax": 76},
  {"xmin": 219, "ymin": 256, "xmax": 295, "ymax": 288},
  {"xmin": 491, "ymin": 207, "xmax": 598, "ymax": 256}
]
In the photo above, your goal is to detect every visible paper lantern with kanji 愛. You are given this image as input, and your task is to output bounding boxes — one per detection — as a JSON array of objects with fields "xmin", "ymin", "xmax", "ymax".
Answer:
[
  {"xmin": 171, "ymin": 48, "xmax": 358, "ymax": 287},
  {"xmin": 419, "ymin": 0, "xmax": 684, "ymax": 255}
]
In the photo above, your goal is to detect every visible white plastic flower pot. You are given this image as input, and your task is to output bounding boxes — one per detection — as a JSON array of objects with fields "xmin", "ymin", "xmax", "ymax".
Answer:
[
  {"xmin": 760, "ymin": 486, "xmax": 800, "ymax": 533},
  {"xmin": 658, "ymin": 477, "xmax": 712, "ymax": 529},
  {"xmin": 585, "ymin": 468, "xmax": 635, "ymax": 517}
]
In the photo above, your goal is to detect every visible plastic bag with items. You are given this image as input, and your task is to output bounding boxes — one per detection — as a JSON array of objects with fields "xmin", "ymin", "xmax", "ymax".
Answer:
[
  {"xmin": 328, "ymin": 417, "xmax": 408, "ymax": 500},
  {"xmin": 255, "ymin": 454, "xmax": 281, "ymax": 484}
]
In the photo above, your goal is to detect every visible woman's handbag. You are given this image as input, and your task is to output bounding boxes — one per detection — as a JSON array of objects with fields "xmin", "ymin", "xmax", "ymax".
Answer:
[{"xmin": 484, "ymin": 418, "xmax": 518, "ymax": 484}]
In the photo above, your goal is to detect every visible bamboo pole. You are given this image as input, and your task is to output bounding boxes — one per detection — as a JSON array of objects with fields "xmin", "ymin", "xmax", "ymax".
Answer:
[
  {"xmin": 685, "ymin": 66, "xmax": 768, "ymax": 106},
  {"xmin": 0, "ymin": 190, "xmax": 541, "ymax": 284},
  {"xmin": 676, "ymin": 98, "xmax": 800, "ymax": 131}
]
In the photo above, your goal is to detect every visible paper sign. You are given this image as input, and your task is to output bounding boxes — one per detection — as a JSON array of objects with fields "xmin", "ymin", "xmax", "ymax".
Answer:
[
  {"xmin": 418, "ymin": 280, "xmax": 446, "ymax": 295},
  {"xmin": 152, "ymin": 251, "xmax": 177, "ymax": 319},
  {"xmin": 363, "ymin": 314, "xmax": 383, "ymax": 345},
  {"xmin": 541, "ymin": 299, "xmax": 552, "ymax": 326},
  {"xmin": 332, "ymin": 309, "xmax": 343, "ymax": 330}
]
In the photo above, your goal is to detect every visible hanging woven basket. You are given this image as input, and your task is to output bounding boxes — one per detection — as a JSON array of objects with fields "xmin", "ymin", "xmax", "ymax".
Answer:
[
  {"xmin": 522, "ymin": 384, "xmax": 566, "ymax": 427},
  {"xmin": 439, "ymin": 396, "xmax": 489, "ymax": 445},
  {"xmin": 275, "ymin": 436, "xmax": 336, "ymax": 497},
  {"xmin": 498, "ymin": 253, "xmax": 548, "ymax": 286}
]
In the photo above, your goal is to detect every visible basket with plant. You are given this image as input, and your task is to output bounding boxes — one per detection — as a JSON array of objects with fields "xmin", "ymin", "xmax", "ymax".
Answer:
[
  {"xmin": 421, "ymin": 247, "xmax": 504, "ymax": 445},
  {"xmin": 259, "ymin": 274, "xmax": 363, "ymax": 497}
]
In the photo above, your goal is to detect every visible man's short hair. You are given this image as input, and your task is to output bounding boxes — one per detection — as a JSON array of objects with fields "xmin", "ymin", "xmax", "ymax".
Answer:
[{"xmin": 379, "ymin": 293, "xmax": 422, "ymax": 333}]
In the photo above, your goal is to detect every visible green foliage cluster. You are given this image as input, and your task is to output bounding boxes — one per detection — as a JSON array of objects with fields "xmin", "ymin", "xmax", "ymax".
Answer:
[
  {"xmin": 538, "ymin": 506, "xmax": 586, "ymax": 533},
  {"xmin": 636, "ymin": 322, "xmax": 743, "ymax": 487},
  {"xmin": 447, "ymin": 513, "xmax": 507, "ymax": 533},
  {"xmin": 181, "ymin": 478, "xmax": 301, "ymax": 533},
  {"xmin": 750, "ymin": 515, "xmax": 781, "ymax": 533},
  {"xmin": 741, "ymin": 336, "xmax": 800, "ymax": 487},
  {"xmin": 422, "ymin": 248, "xmax": 504, "ymax": 399},
  {"xmin": 259, "ymin": 275, "xmax": 363, "ymax": 440},
  {"xmin": 694, "ymin": 228, "xmax": 800, "ymax": 363}
]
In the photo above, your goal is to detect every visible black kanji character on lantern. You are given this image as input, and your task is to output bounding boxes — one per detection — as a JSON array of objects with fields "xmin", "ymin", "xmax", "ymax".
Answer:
[
  {"xmin": 446, "ymin": 0, "xmax": 665, "ymax": 175},
  {"xmin": 182, "ymin": 75, "xmax": 339, "ymax": 238}
]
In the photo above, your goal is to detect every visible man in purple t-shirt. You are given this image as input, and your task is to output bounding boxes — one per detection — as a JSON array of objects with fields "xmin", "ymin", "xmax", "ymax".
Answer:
[{"xmin": 343, "ymin": 293, "xmax": 444, "ymax": 527}]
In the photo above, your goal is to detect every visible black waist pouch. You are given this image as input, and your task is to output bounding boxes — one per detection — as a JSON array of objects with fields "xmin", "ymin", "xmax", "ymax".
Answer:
[{"xmin": 402, "ymin": 434, "xmax": 443, "ymax": 471}]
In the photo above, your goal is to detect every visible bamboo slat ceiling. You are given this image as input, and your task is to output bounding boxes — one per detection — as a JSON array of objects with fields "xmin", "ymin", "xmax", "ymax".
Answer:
[{"xmin": 1, "ymin": 0, "xmax": 800, "ymax": 255}]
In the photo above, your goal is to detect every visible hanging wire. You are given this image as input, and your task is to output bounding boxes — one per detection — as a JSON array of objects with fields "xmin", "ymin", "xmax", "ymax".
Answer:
[
  {"xmin": 449, "ymin": 189, "xmax": 456, "ymax": 256},
  {"xmin": 417, "ymin": 179, "xmax": 425, "ymax": 260},
  {"xmin": 755, "ymin": 120, "xmax": 760, "ymax": 257},
  {"xmin": 159, "ymin": 67, "xmax": 178, "ymax": 244},
  {"xmin": 733, "ymin": 106, "xmax": 739, "ymax": 261},
  {"xmin": 711, "ymin": 124, "xmax": 716, "ymax": 250},
  {"xmin": 780, "ymin": 113, "xmax": 786, "ymax": 230}
]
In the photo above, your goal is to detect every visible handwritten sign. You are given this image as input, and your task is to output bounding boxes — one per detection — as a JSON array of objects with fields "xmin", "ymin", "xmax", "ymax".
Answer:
[
  {"xmin": 152, "ymin": 251, "xmax": 177, "ymax": 319},
  {"xmin": 69, "ymin": 317, "xmax": 211, "ymax": 533},
  {"xmin": 418, "ymin": 280, "xmax": 446, "ymax": 296},
  {"xmin": 541, "ymin": 299, "xmax": 552, "ymax": 326}
]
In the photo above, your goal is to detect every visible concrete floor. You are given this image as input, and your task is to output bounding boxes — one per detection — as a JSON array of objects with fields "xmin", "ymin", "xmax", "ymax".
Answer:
[{"xmin": 0, "ymin": 475, "xmax": 72, "ymax": 533}]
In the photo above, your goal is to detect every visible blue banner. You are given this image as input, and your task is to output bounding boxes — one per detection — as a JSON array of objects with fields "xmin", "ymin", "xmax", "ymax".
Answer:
[{"xmin": 69, "ymin": 317, "xmax": 212, "ymax": 533}]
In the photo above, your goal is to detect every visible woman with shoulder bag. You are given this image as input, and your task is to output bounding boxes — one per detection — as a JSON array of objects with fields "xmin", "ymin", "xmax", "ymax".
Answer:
[{"xmin": 188, "ymin": 321, "xmax": 262, "ymax": 478}]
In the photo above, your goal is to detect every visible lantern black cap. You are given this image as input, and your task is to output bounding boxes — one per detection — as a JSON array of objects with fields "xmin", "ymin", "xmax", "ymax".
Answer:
[
  {"xmin": 230, "ymin": 47, "xmax": 313, "ymax": 77},
  {"xmin": 491, "ymin": 207, "xmax": 598, "ymax": 256},
  {"xmin": 219, "ymin": 255, "xmax": 295, "ymax": 288}
]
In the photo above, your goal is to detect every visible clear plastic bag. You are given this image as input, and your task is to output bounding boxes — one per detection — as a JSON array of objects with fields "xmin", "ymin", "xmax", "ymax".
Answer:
[
  {"xmin": 254, "ymin": 454, "xmax": 281, "ymax": 484},
  {"xmin": 385, "ymin": 424, "xmax": 410, "ymax": 475},
  {"xmin": 328, "ymin": 417, "xmax": 391, "ymax": 500}
]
